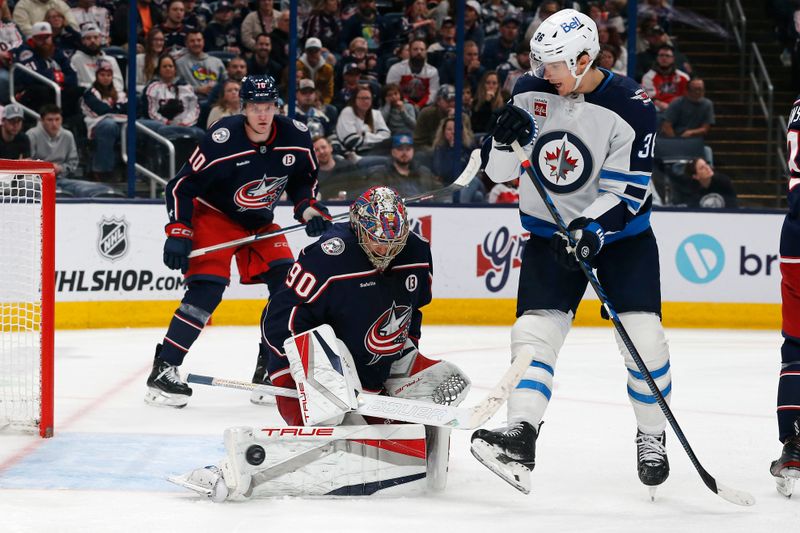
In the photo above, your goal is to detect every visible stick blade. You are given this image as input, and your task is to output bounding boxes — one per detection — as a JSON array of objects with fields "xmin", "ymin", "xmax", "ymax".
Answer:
[
  {"xmin": 452, "ymin": 149, "xmax": 482, "ymax": 187},
  {"xmin": 714, "ymin": 482, "xmax": 756, "ymax": 506}
]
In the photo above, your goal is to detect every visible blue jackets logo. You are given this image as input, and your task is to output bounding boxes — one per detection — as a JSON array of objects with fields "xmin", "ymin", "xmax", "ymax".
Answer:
[{"xmin": 675, "ymin": 234, "xmax": 725, "ymax": 283}]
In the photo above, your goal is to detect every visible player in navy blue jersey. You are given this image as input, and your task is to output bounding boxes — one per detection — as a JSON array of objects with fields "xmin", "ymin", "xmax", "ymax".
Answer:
[
  {"xmin": 471, "ymin": 9, "xmax": 673, "ymax": 496},
  {"xmin": 146, "ymin": 75, "xmax": 332, "ymax": 408},
  {"xmin": 255, "ymin": 186, "xmax": 469, "ymax": 426},
  {"xmin": 771, "ymin": 97, "xmax": 800, "ymax": 497}
]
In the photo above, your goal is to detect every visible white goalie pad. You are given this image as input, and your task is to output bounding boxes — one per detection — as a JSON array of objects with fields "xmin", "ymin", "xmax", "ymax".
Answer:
[
  {"xmin": 283, "ymin": 325, "xmax": 362, "ymax": 426},
  {"xmin": 170, "ymin": 425, "xmax": 429, "ymax": 501}
]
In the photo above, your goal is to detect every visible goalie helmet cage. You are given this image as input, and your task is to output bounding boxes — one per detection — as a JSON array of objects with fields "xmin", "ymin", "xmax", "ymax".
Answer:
[{"xmin": 0, "ymin": 159, "xmax": 55, "ymax": 438}]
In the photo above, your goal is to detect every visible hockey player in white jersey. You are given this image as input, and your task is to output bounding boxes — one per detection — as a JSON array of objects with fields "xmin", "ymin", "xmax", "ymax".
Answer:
[{"xmin": 470, "ymin": 9, "xmax": 672, "ymax": 497}]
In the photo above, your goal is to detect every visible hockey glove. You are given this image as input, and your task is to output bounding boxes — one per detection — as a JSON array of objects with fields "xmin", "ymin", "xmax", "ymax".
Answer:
[
  {"xmin": 295, "ymin": 199, "xmax": 333, "ymax": 237},
  {"xmin": 492, "ymin": 104, "xmax": 538, "ymax": 147},
  {"xmin": 163, "ymin": 222, "xmax": 193, "ymax": 273},
  {"xmin": 549, "ymin": 217, "xmax": 605, "ymax": 271}
]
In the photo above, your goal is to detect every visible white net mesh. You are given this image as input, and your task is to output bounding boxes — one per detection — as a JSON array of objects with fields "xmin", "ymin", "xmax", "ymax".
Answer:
[{"xmin": 0, "ymin": 172, "xmax": 43, "ymax": 431}]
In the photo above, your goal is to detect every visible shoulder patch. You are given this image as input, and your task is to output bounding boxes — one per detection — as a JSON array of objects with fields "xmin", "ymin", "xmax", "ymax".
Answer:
[
  {"xmin": 212, "ymin": 127, "xmax": 230, "ymax": 143},
  {"xmin": 293, "ymin": 119, "xmax": 308, "ymax": 132},
  {"xmin": 19, "ymin": 50, "xmax": 33, "ymax": 62},
  {"xmin": 321, "ymin": 237, "xmax": 345, "ymax": 256}
]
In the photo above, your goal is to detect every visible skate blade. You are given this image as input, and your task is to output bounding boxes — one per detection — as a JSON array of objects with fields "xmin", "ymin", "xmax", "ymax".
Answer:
[
  {"xmin": 775, "ymin": 469, "xmax": 800, "ymax": 498},
  {"xmin": 168, "ymin": 473, "xmax": 214, "ymax": 497},
  {"xmin": 470, "ymin": 439, "xmax": 531, "ymax": 495},
  {"xmin": 648, "ymin": 486, "xmax": 657, "ymax": 502},
  {"xmin": 145, "ymin": 388, "xmax": 189, "ymax": 408},
  {"xmin": 168, "ymin": 469, "xmax": 228, "ymax": 503},
  {"xmin": 250, "ymin": 389, "xmax": 276, "ymax": 405}
]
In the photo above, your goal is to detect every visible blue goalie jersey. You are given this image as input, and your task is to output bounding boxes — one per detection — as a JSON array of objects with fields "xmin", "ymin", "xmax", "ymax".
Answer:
[{"xmin": 263, "ymin": 223, "xmax": 433, "ymax": 392}]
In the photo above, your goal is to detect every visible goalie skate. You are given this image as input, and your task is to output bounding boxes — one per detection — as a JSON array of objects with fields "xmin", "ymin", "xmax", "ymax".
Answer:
[
  {"xmin": 470, "ymin": 422, "xmax": 538, "ymax": 494},
  {"xmin": 168, "ymin": 465, "xmax": 229, "ymax": 503},
  {"xmin": 250, "ymin": 350, "xmax": 276, "ymax": 405}
]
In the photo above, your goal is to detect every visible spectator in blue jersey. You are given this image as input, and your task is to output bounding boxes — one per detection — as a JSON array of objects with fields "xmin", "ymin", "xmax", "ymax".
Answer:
[
  {"xmin": 481, "ymin": 16, "xmax": 521, "ymax": 71},
  {"xmin": 80, "ymin": 60, "xmax": 126, "ymax": 181}
]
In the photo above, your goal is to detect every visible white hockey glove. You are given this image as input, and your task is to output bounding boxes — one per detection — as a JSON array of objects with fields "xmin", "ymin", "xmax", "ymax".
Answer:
[{"xmin": 384, "ymin": 340, "xmax": 471, "ymax": 406}]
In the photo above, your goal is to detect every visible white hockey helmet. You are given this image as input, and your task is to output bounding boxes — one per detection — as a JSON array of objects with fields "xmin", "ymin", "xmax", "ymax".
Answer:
[{"xmin": 529, "ymin": 9, "xmax": 600, "ymax": 88}]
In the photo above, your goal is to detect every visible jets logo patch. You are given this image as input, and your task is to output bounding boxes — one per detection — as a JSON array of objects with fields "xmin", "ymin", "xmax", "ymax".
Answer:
[
  {"xmin": 364, "ymin": 302, "xmax": 412, "ymax": 364},
  {"xmin": 321, "ymin": 237, "xmax": 345, "ymax": 255},
  {"xmin": 212, "ymin": 128, "xmax": 230, "ymax": 143},
  {"xmin": 531, "ymin": 130, "xmax": 594, "ymax": 194},
  {"xmin": 233, "ymin": 174, "xmax": 288, "ymax": 210}
]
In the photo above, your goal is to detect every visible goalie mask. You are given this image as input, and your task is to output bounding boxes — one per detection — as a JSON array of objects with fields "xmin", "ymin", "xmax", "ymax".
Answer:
[
  {"xmin": 529, "ymin": 9, "xmax": 599, "ymax": 91},
  {"xmin": 350, "ymin": 186, "xmax": 409, "ymax": 271}
]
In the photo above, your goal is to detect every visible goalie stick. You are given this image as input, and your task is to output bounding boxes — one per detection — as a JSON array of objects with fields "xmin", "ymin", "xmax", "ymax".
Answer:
[
  {"xmin": 188, "ymin": 149, "xmax": 483, "ymax": 258},
  {"xmin": 509, "ymin": 140, "xmax": 755, "ymax": 507},
  {"xmin": 187, "ymin": 351, "xmax": 531, "ymax": 430}
]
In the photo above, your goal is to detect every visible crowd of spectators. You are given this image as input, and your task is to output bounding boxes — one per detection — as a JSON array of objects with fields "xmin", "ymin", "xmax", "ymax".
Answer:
[{"xmin": 0, "ymin": 0, "xmax": 732, "ymax": 207}]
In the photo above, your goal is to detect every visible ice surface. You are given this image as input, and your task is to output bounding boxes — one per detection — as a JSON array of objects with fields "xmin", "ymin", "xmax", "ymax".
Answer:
[{"xmin": 1, "ymin": 325, "xmax": 798, "ymax": 532}]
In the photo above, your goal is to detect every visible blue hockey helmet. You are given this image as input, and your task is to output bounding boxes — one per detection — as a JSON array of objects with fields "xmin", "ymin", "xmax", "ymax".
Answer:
[{"xmin": 240, "ymin": 75, "xmax": 281, "ymax": 104}]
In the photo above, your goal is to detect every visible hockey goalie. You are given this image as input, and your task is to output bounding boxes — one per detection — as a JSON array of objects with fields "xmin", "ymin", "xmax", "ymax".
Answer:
[{"xmin": 169, "ymin": 187, "xmax": 471, "ymax": 501}]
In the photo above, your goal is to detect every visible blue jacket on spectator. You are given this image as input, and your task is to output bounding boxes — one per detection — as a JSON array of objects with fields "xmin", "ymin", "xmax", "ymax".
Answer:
[{"xmin": 14, "ymin": 44, "xmax": 78, "ymax": 88}]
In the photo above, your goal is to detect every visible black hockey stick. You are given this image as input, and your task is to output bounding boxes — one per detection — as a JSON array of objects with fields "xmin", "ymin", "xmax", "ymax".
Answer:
[
  {"xmin": 188, "ymin": 149, "xmax": 483, "ymax": 258},
  {"xmin": 509, "ymin": 141, "xmax": 755, "ymax": 506}
]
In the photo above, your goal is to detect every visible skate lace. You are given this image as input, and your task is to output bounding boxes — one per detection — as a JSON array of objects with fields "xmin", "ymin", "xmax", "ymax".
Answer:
[
  {"xmin": 158, "ymin": 364, "xmax": 185, "ymax": 386},
  {"xmin": 502, "ymin": 423, "xmax": 525, "ymax": 438},
  {"xmin": 636, "ymin": 433, "xmax": 666, "ymax": 465}
]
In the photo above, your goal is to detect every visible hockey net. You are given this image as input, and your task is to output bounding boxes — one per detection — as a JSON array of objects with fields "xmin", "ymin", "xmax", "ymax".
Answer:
[{"xmin": 0, "ymin": 160, "xmax": 55, "ymax": 438}]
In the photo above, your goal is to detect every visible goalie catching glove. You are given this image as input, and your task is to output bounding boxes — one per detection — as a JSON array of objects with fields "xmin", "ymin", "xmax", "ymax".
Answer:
[{"xmin": 384, "ymin": 339, "xmax": 471, "ymax": 407}]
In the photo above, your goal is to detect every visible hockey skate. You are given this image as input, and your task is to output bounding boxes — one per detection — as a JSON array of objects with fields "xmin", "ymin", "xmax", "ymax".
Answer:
[
  {"xmin": 636, "ymin": 430, "xmax": 669, "ymax": 500},
  {"xmin": 250, "ymin": 350, "xmax": 276, "ymax": 405},
  {"xmin": 144, "ymin": 344, "xmax": 192, "ymax": 408},
  {"xmin": 770, "ymin": 429, "xmax": 800, "ymax": 498},
  {"xmin": 470, "ymin": 422, "xmax": 538, "ymax": 494},
  {"xmin": 168, "ymin": 465, "xmax": 229, "ymax": 503}
]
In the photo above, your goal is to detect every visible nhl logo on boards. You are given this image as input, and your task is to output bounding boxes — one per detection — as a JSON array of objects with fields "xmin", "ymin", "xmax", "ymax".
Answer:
[
  {"xmin": 97, "ymin": 216, "xmax": 128, "ymax": 261},
  {"xmin": 405, "ymin": 275, "xmax": 417, "ymax": 292},
  {"xmin": 321, "ymin": 237, "xmax": 345, "ymax": 255},
  {"xmin": 212, "ymin": 128, "xmax": 230, "ymax": 143},
  {"xmin": 282, "ymin": 154, "xmax": 295, "ymax": 166},
  {"xmin": 534, "ymin": 98, "xmax": 548, "ymax": 117}
]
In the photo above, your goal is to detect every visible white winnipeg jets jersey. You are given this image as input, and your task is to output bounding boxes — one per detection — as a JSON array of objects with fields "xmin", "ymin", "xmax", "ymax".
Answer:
[{"xmin": 485, "ymin": 69, "xmax": 657, "ymax": 244}]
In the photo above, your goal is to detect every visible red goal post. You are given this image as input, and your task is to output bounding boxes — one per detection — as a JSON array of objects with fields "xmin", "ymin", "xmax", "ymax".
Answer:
[{"xmin": 0, "ymin": 159, "xmax": 55, "ymax": 438}]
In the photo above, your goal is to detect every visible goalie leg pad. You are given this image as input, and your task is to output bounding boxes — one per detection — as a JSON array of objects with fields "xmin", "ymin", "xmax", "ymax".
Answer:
[
  {"xmin": 174, "ymin": 425, "xmax": 429, "ymax": 501},
  {"xmin": 283, "ymin": 325, "xmax": 362, "ymax": 426},
  {"xmin": 507, "ymin": 310, "xmax": 571, "ymax": 426},
  {"xmin": 614, "ymin": 312, "xmax": 671, "ymax": 435}
]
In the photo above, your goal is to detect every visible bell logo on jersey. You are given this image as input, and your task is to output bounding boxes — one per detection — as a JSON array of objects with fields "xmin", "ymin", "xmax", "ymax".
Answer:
[
  {"xmin": 532, "ymin": 131, "xmax": 593, "ymax": 194},
  {"xmin": 364, "ymin": 302, "xmax": 413, "ymax": 364},
  {"xmin": 233, "ymin": 174, "xmax": 288, "ymax": 210}
]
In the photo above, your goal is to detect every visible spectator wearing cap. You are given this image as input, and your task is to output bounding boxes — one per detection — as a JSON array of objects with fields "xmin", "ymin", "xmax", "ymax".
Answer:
[
  {"xmin": 339, "ymin": 37, "xmax": 379, "ymax": 85},
  {"xmin": 332, "ymin": 61, "xmax": 365, "ymax": 111},
  {"xmin": 427, "ymin": 16, "xmax": 456, "ymax": 69},
  {"xmin": 635, "ymin": 24, "xmax": 691, "ymax": 82},
  {"xmin": 27, "ymin": 103, "xmax": 79, "ymax": 179},
  {"xmin": 295, "ymin": 78, "xmax": 335, "ymax": 137},
  {"xmin": 0, "ymin": 104, "xmax": 31, "ymax": 159},
  {"xmin": 413, "ymin": 83, "xmax": 472, "ymax": 150},
  {"xmin": 14, "ymin": 21, "xmax": 82, "ymax": 117},
  {"xmin": 241, "ymin": 0, "xmax": 277, "ymax": 54},
  {"xmin": 0, "ymin": 2, "xmax": 24, "ymax": 103},
  {"xmin": 13, "ymin": 0, "xmax": 79, "ymax": 38},
  {"xmin": 464, "ymin": 0, "xmax": 484, "ymax": 52},
  {"xmin": 368, "ymin": 133, "xmax": 439, "ymax": 198},
  {"xmin": 203, "ymin": 0, "xmax": 240, "ymax": 54},
  {"xmin": 44, "ymin": 7, "xmax": 80, "ymax": 54},
  {"xmin": 70, "ymin": 0, "xmax": 110, "ymax": 47},
  {"xmin": 247, "ymin": 33, "xmax": 282, "ymax": 79},
  {"xmin": 385, "ymin": 38, "xmax": 439, "ymax": 109},
  {"xmin": 302, "ymin": 0, "xmax": 342, "ymax": 53},
  {"xmin": 339, "ymin": 0, "xmax": 384, "ymax": 54},
  {"xmin": 80, "ymin": 60, "xmax": 126, "ymax": 180},
  {"xmin": 206, "ymin": 78, "xmax": 241, "ymax": 128},
  {"xmin": 335, "ymin": 84, "xmax": 390, "ymax": 156},
  {"xmin": 497, "ymin": 41, "xmax": 530, "ymax": 94},
  {"xmin": 70, "ymin": 22, "xmax": 123, "ymax": 91},
  {"xmin": 481, "ymin": 16, "xmax": 520, "ymax": 71},
  {"xmin": 380, "ymin": 83, "xmax": 417, "ymax": 136},
  {"xmin": 176, "ymin": 29, "xmax": 225, "ymax": 101},
  {"xmin": 296, "ymin": 37, "xmax": 335, "ymax": 105},
  {"xmin": 439, "ymin": 39, "xmax": 485, "ymax": 94},
  {"xmin": 482, "ymin": 0, "xmax": 522, "ymax": 38},
  {"xmin": 523, "ymin": 0, "xmax": 560, "ymax": 44}
]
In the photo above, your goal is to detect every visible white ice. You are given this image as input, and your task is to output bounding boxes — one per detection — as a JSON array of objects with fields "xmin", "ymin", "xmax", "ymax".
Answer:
[{"xmin": 2, "ymin": 325, "xmax": 799, "ymax": 532}]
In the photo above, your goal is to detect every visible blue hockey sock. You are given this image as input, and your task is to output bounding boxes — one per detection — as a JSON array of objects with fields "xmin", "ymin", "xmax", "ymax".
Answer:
[{"xmin": 160, "ymin": 281, "xmax": 226, "ymax": 366}]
